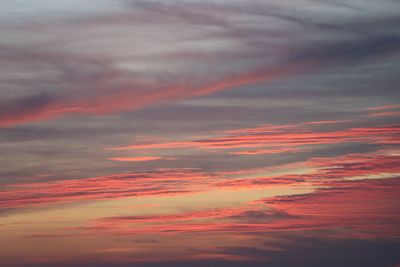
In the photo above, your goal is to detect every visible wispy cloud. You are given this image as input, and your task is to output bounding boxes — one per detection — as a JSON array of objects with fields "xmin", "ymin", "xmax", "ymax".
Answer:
[
  {"xmin": 0, "ymin": 169, "xmax": 211, "ymax": 211},
  {"xmin": 83, "ymin": 177, "xmax": 400, "ymax": 239},
  {"xmin": 2, "ymin": 148, "xmax": 399, "ymax": 212},
  {"xmin": 112, "ymin": 123, "xmax": 400, "ymax": 152},
  {"xmin": 108, "ymin": 156, "xmax": 162, "ymax": 162}
]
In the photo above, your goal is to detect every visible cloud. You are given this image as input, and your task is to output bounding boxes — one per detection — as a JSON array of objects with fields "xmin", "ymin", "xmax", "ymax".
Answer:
[
  {"xmin": 1, "ymin": 0, "xmax": 400, "ymax": 126},
  {"xmin": 212, "ymin": 237, "xmax": 400, "ymax": 267},
  {"xmin": 112, "ymin": 123, "xmax": 400, "ymax": 152},
  {"xmin": 108, "ymin": 156, "xmax": 162, "ymax": 162},
  {"xmin": 80, "ymin": 177, "xmax": 400, "ymax": 241},
  {"xmin": 367, "ymin": 105, "xmax": 400, "ymax": 117},
  {"xmin": 367, "ymin": 105, "xmax": 400, "ymax": 111},
  {"xmin": 0, "ymin": 169, "xmax": 211, "ymax": 211},
  {"xmin": 229, "ymin": 147, "xmax": 302, "ymax": 155},
  {"xmin": 8, "ymin": 237, "xmax": 400, "ymax": 267},
  {"xmin": 1, "ymin": 119, "xmax": 399, "ymax": 213},
  {"xmin": 66, "ymin": 146, "xmax": 400, "ymax": 241},
  {"xmin": 0, "ymin": 56, "xmax": 297, "ymax": 127},
  {"xmin": 2, "ymin": 134, "xmax": 399, "ymax": 213},
  {"xmin": 98, "ymin": 207, "xmax": 253, "ymax": 224},
  {"xmin": 215, "ymin": 150, "xmax": 400, "ymax": 189},
  {"xmin": 1, "ymin": 2, "xmax": 400, "ymax": 267},
  {"xmin": 263, "ymin": 178, "xmax": 400, "ymax": 238},
  {"xmin": 368, "ymin": 112, "xmax": 400, "ymax": 117}
]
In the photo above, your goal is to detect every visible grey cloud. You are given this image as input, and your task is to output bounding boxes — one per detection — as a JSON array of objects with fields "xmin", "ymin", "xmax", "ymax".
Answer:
[
  {"xmin": 291, "ymin": 35, "xmax": 400, "ymax": 66},
  {"xmin": 1, "ymin": 0, "xmax": 400, "ymax": 126},
  {"xmin": 17, "ymin": 237, "xmax": 400, "ymax": 267}
]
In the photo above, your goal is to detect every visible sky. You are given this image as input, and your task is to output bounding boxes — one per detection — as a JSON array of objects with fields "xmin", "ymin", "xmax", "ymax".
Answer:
[{"xmin": 0, "ymin": 0, "xmax": 400, "ymax": 266}]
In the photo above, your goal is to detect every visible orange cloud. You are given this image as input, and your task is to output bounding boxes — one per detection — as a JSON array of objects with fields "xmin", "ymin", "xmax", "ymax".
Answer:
[
  {"xmin": 85, "ymin": 178, "xmax": 400, "ymax": 239},
  {"xmin": 3, "ymin": 148, "xmax": 398, "ymax": 214},
  {"xmin": 108, "ymin": 156, "xmax": 162, "ymax": 162},
  {"xmin": 112, "ymin": 124, "xmax": 400, "ymax": 152},
  {"xmin": 264, "ymin": 178, "xmax": 400, "ymax": 238},
  {"xmin": 215, "ymin": 151, "xmax": 400, "ymax": 190},
  {"xmin": 100, "ymin": 206, "xmax": 249, "ymax": 224},
  {"xmin": 0, "ymin": 169, "xmax": 213, "ymax": 210},
  {"xmin": 230, "ymin": 147, "xmax": 302, "ymax": 155},
  {"xmin": 305, "ymin": 152, "xmax": 400, "ymax": 181},
  {"xmin": 303, "ymin": 120, "xmax": 349, "ymax": 125}
]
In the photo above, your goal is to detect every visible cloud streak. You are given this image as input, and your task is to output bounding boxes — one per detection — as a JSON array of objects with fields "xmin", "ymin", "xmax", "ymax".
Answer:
[
  {"xmin": 2, "ymin": 147, "xmax": 399, "ymax": 212},
  {"xmin": 108, "ymin": 156, "xmax": 162, "ymax": 162},
  {"xmin": 0, "ymin": 169, "xmax": 212, "ymax": 211},
  {"xmin": 83, "ymin": 177, "xmax": 400, "ymax": 240},
  {"xmin": 112, "ymin": 123, "xmax": 400, "ymax": 153}
]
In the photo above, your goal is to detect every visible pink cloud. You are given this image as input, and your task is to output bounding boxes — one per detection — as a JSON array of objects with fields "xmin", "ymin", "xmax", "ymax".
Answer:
[
  {"xmin": 367, "ymin": 105, "xmax": 400, "ymax": 111},
  {"xmin": 112, "ymin": 124, "xmax": 400, "ymax": 152},
  {"xmin": 2, "ymin": 144, "xmax": 399, "ymax": 213},
  {"xmin": 108, "ymin": 156, "xmax": 162, "ymax": 162},
  {"xmin": 0, "ymin": 169, "xmax": 212, "ymax": 210},
  {"xmin": 368, "ymin": 111, "xmax": 400, "ymax": 117},
  {"xmin": 230, "ymin": 147, "xmax": 302, "ymax": 155},
  {"xmin": 84, "ymin": 178, "xmax": 400, "ymax": 239}
]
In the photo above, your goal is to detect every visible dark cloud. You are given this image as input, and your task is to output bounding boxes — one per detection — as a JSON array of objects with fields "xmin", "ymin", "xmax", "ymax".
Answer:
[
  {"xmin": 214, "ymin": 237, "xmax": 400, "ymax": 267},
  {"xmin": 291, "ymin": 35, "xmax": 400, "ymax": 66},
  {"xmin": 15, "ymin": 237, "xmax": 400, "ymax": 267}
]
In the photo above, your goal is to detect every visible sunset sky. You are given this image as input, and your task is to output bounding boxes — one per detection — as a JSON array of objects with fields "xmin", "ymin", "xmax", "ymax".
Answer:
[{"xmin": 0, "ymin": 1, "xmax": 400, "ymax": 266}]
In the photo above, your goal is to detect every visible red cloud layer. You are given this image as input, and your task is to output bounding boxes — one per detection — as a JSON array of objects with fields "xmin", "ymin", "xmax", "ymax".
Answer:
[
  {"xmin": 0, "ymin": 169, "xmax": 212, "ymax": 210},
  {"xmin": 264, "ymin": 178, "xmax": 400, "ymax": 238},
  {"xmin": 113, "ymin": 124, "xmax": 400, "ymax": 152},
  {"xmin": 2, "ymin": 149, "xmax": 399, "ymax": 212},
  {"xmin": 86, "ymin": 178, "xmax": 400, "ymax": 240},
  {"xmin": 215, "ymin": 152, "xmax": 400, "ymax": 188},
  {"xmin": 108, "ymin": 156, "xmax": 162, "ymax": 162}
]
